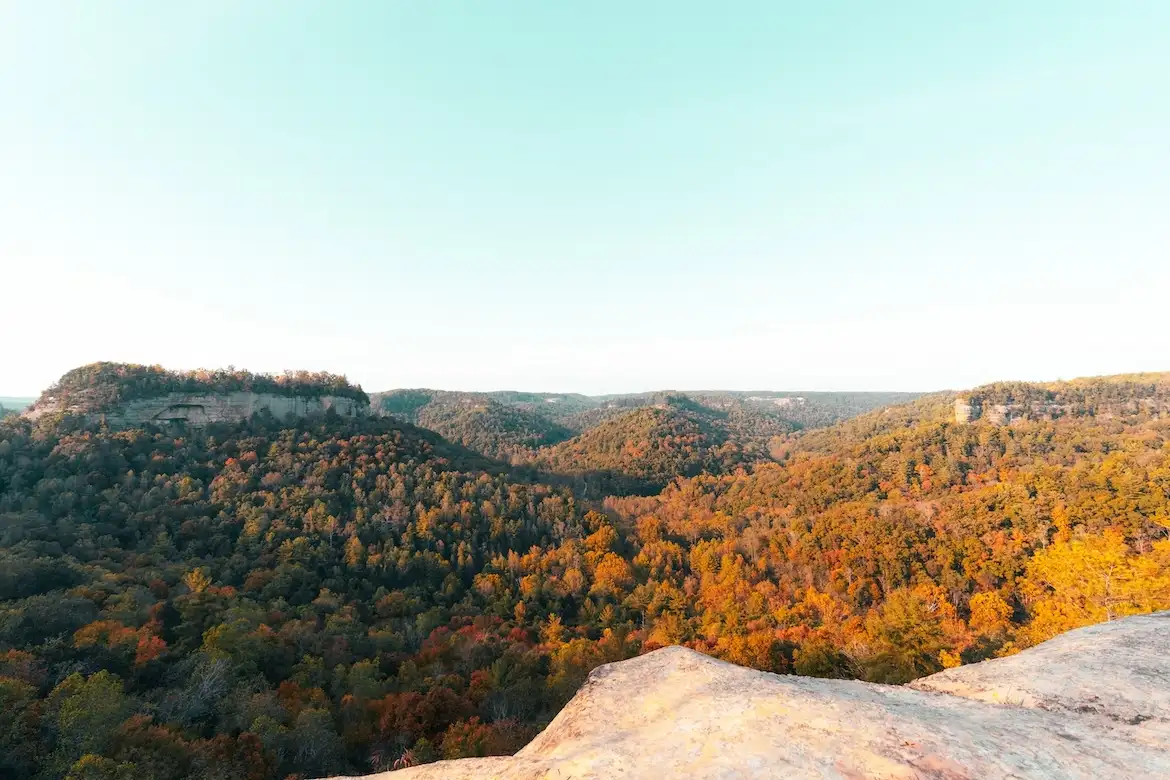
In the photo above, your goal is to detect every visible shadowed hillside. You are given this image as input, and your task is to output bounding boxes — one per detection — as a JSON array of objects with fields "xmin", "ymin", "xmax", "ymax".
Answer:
[{"xmin": 371, "ymin": 390, "xmax": 575, "ymax": 461}]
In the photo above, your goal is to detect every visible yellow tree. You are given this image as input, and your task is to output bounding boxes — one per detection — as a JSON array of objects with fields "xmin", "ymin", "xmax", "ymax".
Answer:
[{"xmin": 1021, "ymin": 530, "xmax": 1170, "ymax": 645}]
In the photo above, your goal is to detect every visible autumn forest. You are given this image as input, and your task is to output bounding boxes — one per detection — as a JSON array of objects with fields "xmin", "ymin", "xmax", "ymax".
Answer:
[{"xmin": 2, "ymin": 363, "xmax": 1169, "ymax": 779}]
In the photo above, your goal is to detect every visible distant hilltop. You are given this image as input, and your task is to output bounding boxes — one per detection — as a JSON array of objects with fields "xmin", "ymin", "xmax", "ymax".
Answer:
[
  {"xmin": 954, "ymin": 372, "xmax": 1170, "ymax": 425},
  {"xmin": 23, "ymin": 362, "xmax": 369, "ymax": 427}
]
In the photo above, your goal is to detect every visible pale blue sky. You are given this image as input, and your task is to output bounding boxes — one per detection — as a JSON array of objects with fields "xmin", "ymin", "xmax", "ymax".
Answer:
[{"xmin": 2, "ymin": 2, "xmax": 1169, "ymax": 395}]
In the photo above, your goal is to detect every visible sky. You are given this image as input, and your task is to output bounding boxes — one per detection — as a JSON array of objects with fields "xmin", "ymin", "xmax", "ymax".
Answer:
[{"xmin": 2, "ymin": 2, "xmax": 1169, "ymax": 396}]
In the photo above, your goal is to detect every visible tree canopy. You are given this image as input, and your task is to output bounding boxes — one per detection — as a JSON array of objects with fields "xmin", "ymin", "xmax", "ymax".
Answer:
[{"xmin": 1, "ymin": 369, "xmax": 1168, "ymax": 778}]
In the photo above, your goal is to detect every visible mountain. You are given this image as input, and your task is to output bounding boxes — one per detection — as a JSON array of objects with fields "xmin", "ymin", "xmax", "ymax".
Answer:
[
  {"xmin": 518, "ymin": 391, "xmax": 923, "ymax": 495},
  {"xmin": 372, "ymin": 387, "xmax": 920, "ymax": 488},
  {"xmin": 467, "ymin": 391, "xmax": 604, "ymax": 423},
  {"xmin": 522, "ymin": 396, "xmax": 761, "ymax": 495},
  {"xmin": 355, "ymin": 615, "xmax": 1170, "ymax": 779},
  {"xmin": 370, "ymin": 390, "xmax": 574, "ymax": 460},
  {"xmin": 1, "ymin": 365, "xmax": 1168, "ymax": 778}
]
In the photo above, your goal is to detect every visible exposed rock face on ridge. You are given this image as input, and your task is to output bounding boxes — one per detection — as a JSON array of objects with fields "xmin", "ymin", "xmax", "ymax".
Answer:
[
  {"xmin": 324, "ymin": 613, "xmax": 1170, "ymax": 779},
  {"xmin": 25, "ymin": 391, "xmax": 367, "ymax": 427}
]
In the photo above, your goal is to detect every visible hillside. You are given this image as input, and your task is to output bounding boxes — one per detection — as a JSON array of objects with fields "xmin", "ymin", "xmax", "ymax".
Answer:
[
  {"xmin": 524, "ymin": 397, "xmax": 759, "ymax": 495},
  {"xmin": 1, "ymin": 367, "xmax": 1169, "ymax": 778},
  {"xmin": 370, "ymin": 390, "xmax": 574, "ymax": 460},
  {"xmin": 372, "ymin": 388, "xmax": 918, "ymax": 489},
  {"xmin": 539, "ymin": 390, "xmax": 922, "ymax": 432},
  {"xmin": 598, "ymin": 371, "xmax": 1170, "ymax": 677},
  {"xmin": 0, "ymin": 408, "xmax": 572, "ymax": 779},
  {"xmin": 473, "ymin": 391, "xmax": 603, "ymax": 423},
  {"xmin": 340, "ymin": 615, "xmax": 1170, "ymax": 779}
]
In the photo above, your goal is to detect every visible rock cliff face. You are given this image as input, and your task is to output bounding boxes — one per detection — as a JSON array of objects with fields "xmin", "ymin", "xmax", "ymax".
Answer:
[
  {"xmin": 324, "ymin": 613, "xmax": 1170, "ymax": 779},
  {"xmin": 25, "ymin": 391, "xmax": 367, "ymax": 427},
  {"xmin": 953, "ymin": 392, "xmax": 1170, "ymax": 426}
]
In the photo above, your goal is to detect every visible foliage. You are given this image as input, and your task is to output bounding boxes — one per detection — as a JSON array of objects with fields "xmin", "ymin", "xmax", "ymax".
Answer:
[
  {"xmin": 525, "ymin": 401, "xmax": 754, "ymax": 495},
  {"xmin": 373, "ymin": 390, "xmax": 574, "ymax": 461},
  {"xmin": 373, "ymin": 388, "xmax": 919, "ymax": 472},
  {"xmin": 1, "ymin": 370, "xmax": 1169, "ymax": 777}
]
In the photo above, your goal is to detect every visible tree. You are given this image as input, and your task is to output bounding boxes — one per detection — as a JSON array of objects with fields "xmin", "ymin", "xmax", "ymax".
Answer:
[
  {"xmin": 1020, "ymin": 532, "xmax": 1170, "ymax": 645},
  {"xmin": 968, "ymin": 592, "xmax": 1013, "ymax": 638},
  {"xmin": 49, "ymin": 671, "xmax": 134, "ymax": 773},
  {"xmin": 0, "ymin": 676, "xmax": 40, "ymax": 777},
  {"xmin": 290, "ymin": 708, "xmax": 344, "ymax": 777},
  {"xmin": 65, "ymin": 755, "xmax": 138, "ymax": 780},
  {"xmin": 861, "ymin": 587, "xmax": 956, "ymax": 683}
]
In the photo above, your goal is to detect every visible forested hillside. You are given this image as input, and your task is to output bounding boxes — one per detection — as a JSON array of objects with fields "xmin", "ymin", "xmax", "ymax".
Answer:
[
  {"xmin": 522, "ymin": 398, "xmax": 763, "ymax": 495},
  {"xmin": 1, "ymin": 367, "xmax": 1168, "ymax": 779},
  {"xmin": 370, "ymin": 391, "xmax": 574, "ymax": 461},
  {"xmin": 373, "ymin": 388, "xmax": 918, "ymax": 490}
]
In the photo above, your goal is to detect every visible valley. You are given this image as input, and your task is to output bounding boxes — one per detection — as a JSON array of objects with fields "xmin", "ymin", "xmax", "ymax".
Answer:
[{"xmin": 1, "ymin": 363, "xmax": 1168, "ymax": 778}]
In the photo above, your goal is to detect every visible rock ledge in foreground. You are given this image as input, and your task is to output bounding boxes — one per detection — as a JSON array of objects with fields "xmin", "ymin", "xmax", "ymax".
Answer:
[{"xmin": 325, "ymin": 613, "xmax": 1170, "ymax": 779}]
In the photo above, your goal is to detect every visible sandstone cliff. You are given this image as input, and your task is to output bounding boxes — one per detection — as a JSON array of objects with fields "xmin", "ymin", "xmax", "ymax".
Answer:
[
  {"xmin": 324, "ymin": 613, "xmax": 1170, "ymax": 779},
  {"xmin": 25, "ymin": 391, "xmax": 367, "ymax": 427}
]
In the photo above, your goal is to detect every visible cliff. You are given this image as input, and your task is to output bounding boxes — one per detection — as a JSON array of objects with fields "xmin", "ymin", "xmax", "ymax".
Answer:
[
  {"xmin": 953, "ymin": 372, "xmax": 1170, "ymax": 425},
  {"xmin": 324, "ymin": 613, "xmax": 1170, "ymax": 779},
  {"xmin": 22, "ymin": 362, "xmax": 369, "ymax": 428},
  {"xmin": 25, "ymin": 391, "xmax": 367, "ymax": 426}
]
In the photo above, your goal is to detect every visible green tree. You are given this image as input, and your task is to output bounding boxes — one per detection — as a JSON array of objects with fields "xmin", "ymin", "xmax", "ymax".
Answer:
[
  {"xmin": 49, "ymin": 671, "xmax": 134, "ymax": 773},
  {"xmin": 65, "ymin": 755, "xmax": 138, "ymax": 780}
]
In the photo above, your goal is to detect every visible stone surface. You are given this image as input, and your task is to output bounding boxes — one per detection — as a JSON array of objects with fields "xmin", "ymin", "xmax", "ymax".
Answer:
[
  {"xmin": 25, "ymin": 391, "xmax": 367, "ymax": 427},
  {"xmin": 323, "ymin": 614, "xmax": 1170, "ymax": 780},
  {"xmin": 910, "ymin": 612, "xmax": 1170, "ymax": 745}
]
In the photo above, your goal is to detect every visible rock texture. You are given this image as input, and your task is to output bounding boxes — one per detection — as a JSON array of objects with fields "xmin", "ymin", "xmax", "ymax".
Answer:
[
  {"xmin": 25, "ymin": 391, "xmax": 367, "ymax": 427},
  {"xmin": 910, "ymin": 612, "xmax": 1170, "ymax": 746},
  {"xmin": 953, "ymin": 395, "xmax": 1170, "ymax": 426},
  {"xmin": 325, "ymin": 614, "xmax": 1170, "ymax": 779}
]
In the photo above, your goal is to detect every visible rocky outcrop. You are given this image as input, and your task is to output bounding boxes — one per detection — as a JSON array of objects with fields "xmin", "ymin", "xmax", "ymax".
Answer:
[
  {"xmin": 953, "ymin": 393, "xmax": 1170, "ymax": 426},
  {"xmin": 954, "ymin": 397, "xmax": 1031, "ymax": 425},
  {"xmin": 954, "ymin": 397, "xmax": 977, "ymax": 424},
  {"xmin": 25, "ymin": 391, "xmax": 367, "ymax": 427},
  {"xmin": 910, "ymin": 613, "xmax": 1170, "ymax": 744},
  {"xmin": 324, "ymin": 614, "xmax": 1170, "ymax": 779}
]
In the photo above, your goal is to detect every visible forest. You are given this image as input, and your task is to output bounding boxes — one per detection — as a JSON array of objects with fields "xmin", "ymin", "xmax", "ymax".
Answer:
[
  {"xmin": 371, "ymin": 388, "xmax": 916, "ymax": 492},
  {"xmin": 1, "ymin": 364, "xmax": 1169, "ymax": 779}
]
